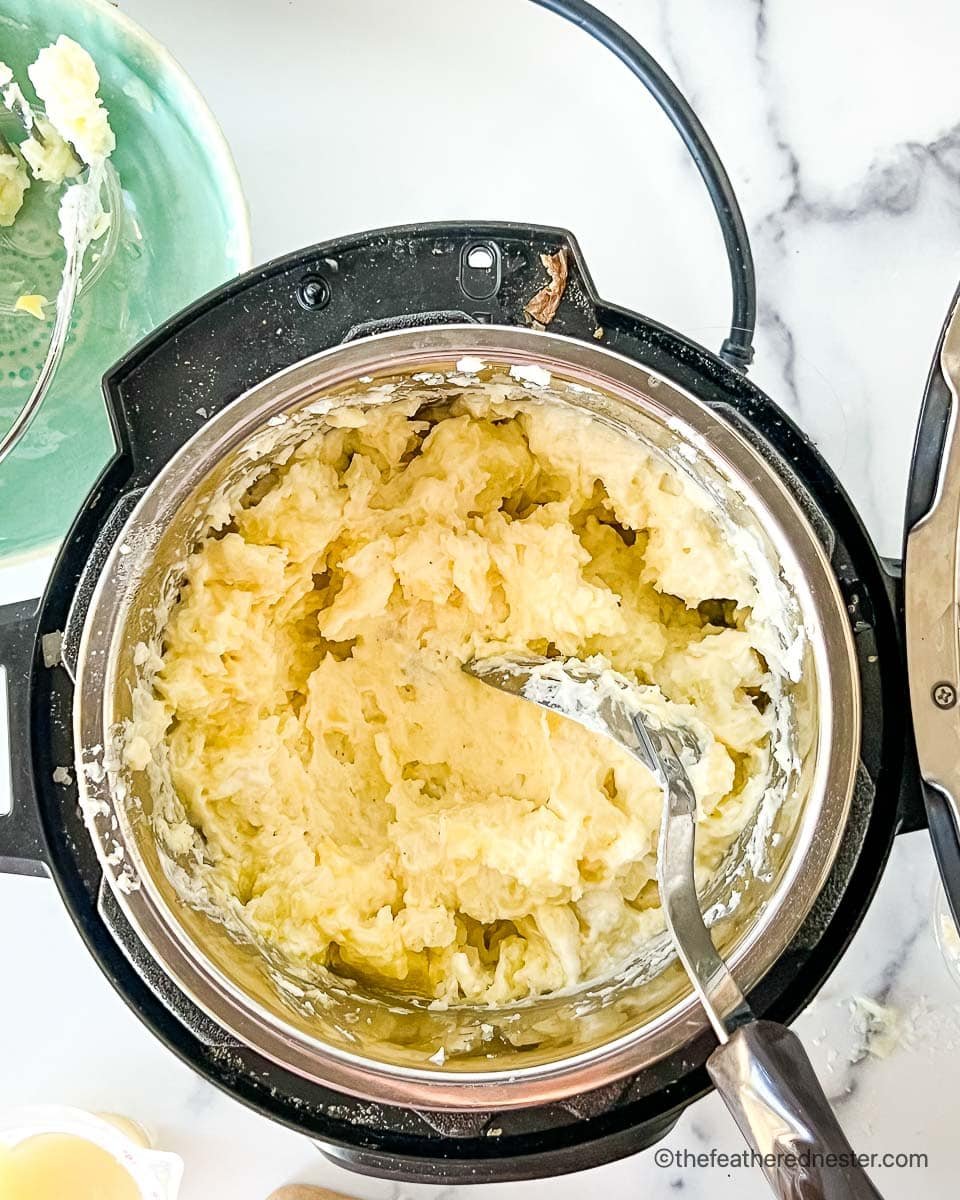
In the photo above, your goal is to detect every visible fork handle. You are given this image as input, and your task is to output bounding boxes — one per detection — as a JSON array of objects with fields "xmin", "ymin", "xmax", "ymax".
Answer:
[{"xmin": 707, "ymin": 1021, "xmax": 883, "ymax": 1199}]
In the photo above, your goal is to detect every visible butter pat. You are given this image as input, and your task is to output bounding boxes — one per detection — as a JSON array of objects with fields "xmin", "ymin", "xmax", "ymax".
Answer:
[{"xmin": 14, "ymin": 294, "xmax": 48, "ymax": 319}]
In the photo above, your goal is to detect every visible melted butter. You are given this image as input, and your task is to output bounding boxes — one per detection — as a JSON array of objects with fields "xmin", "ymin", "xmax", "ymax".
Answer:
[{"xmin": 0, "ymin": 1134, "xmax": 140, "ymax": 1200}]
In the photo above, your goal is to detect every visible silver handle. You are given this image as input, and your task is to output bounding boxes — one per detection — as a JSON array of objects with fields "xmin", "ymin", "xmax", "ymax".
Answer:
[
  {"xmin": 906, "ymin": 300, "xmax": 960, "ymax": 919},
  {"xmin": 707, "ymin": 1021, "xmax": 882, "ymax": 1199}
]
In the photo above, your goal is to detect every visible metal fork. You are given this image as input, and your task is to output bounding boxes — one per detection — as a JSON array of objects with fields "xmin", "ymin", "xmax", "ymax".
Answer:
[
  {"xmin": 465, "ymin": 653, "xmax": 882, "ymax": 1200},
  {"xmin": 0, "ymin": 106, "xmax": 85, "ymax": 467},
  {"xmin": 1, "ymin": 76, "xmax": 61, "ymax": 152}
]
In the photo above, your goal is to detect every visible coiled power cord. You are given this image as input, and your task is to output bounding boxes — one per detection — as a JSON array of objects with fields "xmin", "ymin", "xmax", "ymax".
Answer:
[{"xmin": 531, "ymin": 0, "xmax": 757, "ymax": 371}]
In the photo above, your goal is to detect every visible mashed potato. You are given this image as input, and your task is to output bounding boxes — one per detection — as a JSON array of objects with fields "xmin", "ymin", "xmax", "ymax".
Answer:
[
  {"xmin": 28, "ymin": 36, "xmax": 115, "ymax": 167},
  {"xmin": 140, "ymin": 394, "xmax": 776, "ymax": 1005},
  {"xmin": 20, "ymin": 116, "xmax": 81, "ymax": 185},
  {"xmin": 0, "ymin": 146, "xmax": 28, "ymax": 226}
]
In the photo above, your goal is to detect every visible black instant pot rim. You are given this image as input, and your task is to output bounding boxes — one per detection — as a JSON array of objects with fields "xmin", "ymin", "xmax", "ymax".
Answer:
[{"xmin": 21, "ymin": 221, "xmax": 912, "ymax": 1182}]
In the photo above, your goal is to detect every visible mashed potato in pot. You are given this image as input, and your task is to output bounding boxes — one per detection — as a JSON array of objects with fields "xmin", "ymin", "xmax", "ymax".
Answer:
[{"xmin": 131, "ymin": 389, "xmax": 782, "ymax": 1005}]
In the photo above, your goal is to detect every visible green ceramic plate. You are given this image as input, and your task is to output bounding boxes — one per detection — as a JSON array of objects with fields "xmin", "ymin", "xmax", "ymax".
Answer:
[{"xmin": 0, "ymin": 0, "xmax": 251, "ymax": 563}]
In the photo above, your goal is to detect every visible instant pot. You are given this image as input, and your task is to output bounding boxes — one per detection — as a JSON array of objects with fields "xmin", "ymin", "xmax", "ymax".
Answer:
[{"xmin": 0, "ymin": 0, "xmax": 957, "ymax": 1185}]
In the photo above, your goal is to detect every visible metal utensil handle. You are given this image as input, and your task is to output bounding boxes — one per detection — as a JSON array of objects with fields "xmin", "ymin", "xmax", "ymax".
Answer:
[
  {"xmin": 905, "ymin": 296, "xmax": 960, "ymax": 923},
  {"xmin": 639, "ymin": 715, "xmax": 755, "ymax": 1040},
  {"xmin": 707, "ymin": 1021, "xmax": 883, "ymax": 1200},
  {"xmin": 0, "ymin": 599, "xmax": 47, "ymax": 876}
]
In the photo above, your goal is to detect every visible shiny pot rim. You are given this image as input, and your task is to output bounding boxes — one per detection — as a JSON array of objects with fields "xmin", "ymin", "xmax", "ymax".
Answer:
[{"xmin": 71, "ymin": 325, "xmax": 860, "ymax": 1110}]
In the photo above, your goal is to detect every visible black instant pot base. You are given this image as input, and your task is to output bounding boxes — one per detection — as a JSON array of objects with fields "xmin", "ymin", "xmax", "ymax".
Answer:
[{"xmin": 25, "ymin": 223, "xmax": 911, "ymax": 1183}]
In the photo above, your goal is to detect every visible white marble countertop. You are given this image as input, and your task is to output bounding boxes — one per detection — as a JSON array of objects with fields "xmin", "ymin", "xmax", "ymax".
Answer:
[{"xmin": 3, "ymin": 0, "xmax": 960, "ymax": 1196}]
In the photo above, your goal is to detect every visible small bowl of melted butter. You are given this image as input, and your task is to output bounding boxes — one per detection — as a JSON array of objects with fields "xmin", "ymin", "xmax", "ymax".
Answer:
[{"xmin": 0, "ymin": 1107, "xmax": 182, "ymax": 1200}]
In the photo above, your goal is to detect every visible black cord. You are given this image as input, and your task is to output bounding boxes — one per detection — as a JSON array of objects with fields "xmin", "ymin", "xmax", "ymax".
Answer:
[{"xmin": 529, "ymin": 0, "xmax": 757, "ymax": 371}]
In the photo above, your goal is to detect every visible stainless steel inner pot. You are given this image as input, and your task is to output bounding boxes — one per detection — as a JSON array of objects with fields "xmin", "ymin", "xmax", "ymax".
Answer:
[{"xmin": 71, "ymin": 326, "xmax": 860, "ymax": 1111}]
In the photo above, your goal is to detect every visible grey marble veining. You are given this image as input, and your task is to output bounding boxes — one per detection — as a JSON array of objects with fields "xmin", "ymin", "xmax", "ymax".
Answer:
[{"xmin": 653, "ymin": 0, "xmax": 960, "ymax": 555}]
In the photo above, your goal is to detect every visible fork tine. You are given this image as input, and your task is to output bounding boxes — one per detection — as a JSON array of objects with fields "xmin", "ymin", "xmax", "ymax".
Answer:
[
  {"xmin": 25, "ymin": 112, "xmax": 46, "ymax": 147},
  {"xmin": 465, "ymin": 652, "xmax": 704, "ymax": 767},
  {"xmin": 1, "ymin": 86, "xmax": 46, "ymax": 146}
]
